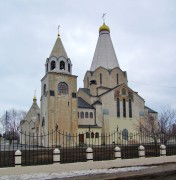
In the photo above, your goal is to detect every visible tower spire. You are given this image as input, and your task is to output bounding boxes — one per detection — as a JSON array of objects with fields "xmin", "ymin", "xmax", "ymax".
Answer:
[{"xmin": 90, "ymin": 22, "xmax": 120, "ymax": 71}]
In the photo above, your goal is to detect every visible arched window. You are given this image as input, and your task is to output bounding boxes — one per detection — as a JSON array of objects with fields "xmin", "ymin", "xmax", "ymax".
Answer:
[
  {"xmin": 117, "ymin": 98, "xmax": 120, "ymax": 117},
  {"xmin": 91, "ymin": 132, "xmax": 94, "ymax": 138},
  {"xmin": 86, "ymin": 132, "xmax": 90, "ymax": 138},
  {"xmin": 122, "ymin": 129, "xmax": 128, "ymax": 141},
  {"xmin": 117, "ymin": 74, "xmax": 119, "ymax": 85},
  {"xmin": 129, "ymin": 99, "xmax": 132, "ymax": 118},
  {"xmin": 87, "ymin": 77, "xmax": 89, "ymax": 87},
  {"xmin": 46, "ymin": 63, "xmax": 48, "ymax": 72},
  {"xmin": 100, "ymin": 73, "xmax": 102, "ymax": 85},
  {"xmin": 81, "ymin": 112, "xmax": 84, "ymax": 119},
  {"xmin": 51, "ymin": 61, "xmax": 56, "ymax": 70},
  {"xmin": 85, "ymin": 112, "xmax": 88, "ymax": 118},
  {"xmin": 58, "ymin": 82, "xmax": 68, "ymax": 94},
  {"xmin": 42, "ymin": 117, "xmax": 45, "ymax": 127},
  {"xmin": 90, "ymin": 112, "xmax": 93, "ymax": 118},
  {"xmin": 43, "ymin": 84, "xmax": 46, "ymax": 95},
  {"xmin": 123, "ymin": 98, "xmax": 126, "ymax": 117},
  {"xmin": 68, "ymin": 64, "xmax": 70, "ymax": 72},
  {"xmin": 122, "ymin": 88, "xmax": 126, "ymax": 95},
  {"xmin": 60, "ymin": 61, "xmax": 65, "ymax": 70},
  {"xmin": 30, "ymin": 121, "xmax": 35, "ymax": 129},
  {"xmin": 95, "ymin": 132, "xmax": 99, "ymax": 138}
]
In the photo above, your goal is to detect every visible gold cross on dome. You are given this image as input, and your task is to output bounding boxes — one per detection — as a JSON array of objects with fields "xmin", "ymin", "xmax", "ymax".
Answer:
[{"xmin": 102, "ymin": 13, "xmax": 106, "ymax": 23}]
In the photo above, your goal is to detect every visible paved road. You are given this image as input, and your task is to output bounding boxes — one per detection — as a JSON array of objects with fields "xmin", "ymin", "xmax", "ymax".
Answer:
[{"xmin": 53, "ymin": 163, "xmax": 176, "ymax": 180}]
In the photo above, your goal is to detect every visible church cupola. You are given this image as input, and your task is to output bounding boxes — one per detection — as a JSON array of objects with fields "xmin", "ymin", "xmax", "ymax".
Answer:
[{"xmin": 45, "ymin": 32, "xmax": 72, "ymax": 75}]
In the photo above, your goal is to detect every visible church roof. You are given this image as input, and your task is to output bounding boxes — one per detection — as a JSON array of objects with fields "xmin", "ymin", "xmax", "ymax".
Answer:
[
  {"xmin": 49, "ymin": 35, "xmax": 68, "ymax": 59},
  {"xmin": 145, "ymin": 106, "xmax": 157, "ymax": 113},
  {"xmin": 90, "ymin": 23, "xmax": 120, "ymax": 71},
  {"xmin": 78, "ymin": 97, "xmax": 94, "ymax": 109},
  {"xmin": 79, "ymin": 88, "xmax": 91, "ymax": 96}
]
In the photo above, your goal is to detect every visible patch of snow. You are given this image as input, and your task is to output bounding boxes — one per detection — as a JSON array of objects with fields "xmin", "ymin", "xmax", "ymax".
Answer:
[{"xmin": 0, "ymin": 166, "xmax": 153, "ymax": 180}]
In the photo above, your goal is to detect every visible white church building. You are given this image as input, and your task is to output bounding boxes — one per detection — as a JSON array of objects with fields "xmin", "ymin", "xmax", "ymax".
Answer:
[{"xmin": 21, "ymin": 22, "xmax": 157, "ymax": 145}]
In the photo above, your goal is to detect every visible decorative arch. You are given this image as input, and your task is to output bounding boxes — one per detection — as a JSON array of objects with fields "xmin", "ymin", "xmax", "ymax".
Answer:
[
  {"xmin": 51, "ymin": 61, "xmax": 56, "ymax": 70},
  {"xmin": 60, "ymin": 61, "xmax": 65, "ymax": 70},
  {"xmin": 85, "ymin": 112, "xmax": 88, "ymax": 118},
  {"xmin": 80, "ymin": 112, "xmax": 84, "ymax": 119},
  {"xmin": 42, "ymin": 117, "xmax": 45, "ymax": 127},
  {"xmin": 58, "ymin": 82, "xmax": 68, "ymax": 94},
  {"xmin": 122, "ymin": 129, "xmax": 128, "ymax": 141},
  {"xmin": 90, "ymin": 112, "xmax": 93, "ymax": 118},
  {"xmin": 43, "ymin": 84, "xmax": 46, "ymax": 95},
  {"xmin": 68, "ymin": 63, "xmax": 71, "ymax": 72}
]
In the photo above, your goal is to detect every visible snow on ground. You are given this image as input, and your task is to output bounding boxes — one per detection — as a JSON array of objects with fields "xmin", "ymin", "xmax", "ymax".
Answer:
[{"xmin": 0, "ymin": 166, "xmax": 154, "ymax": 180}]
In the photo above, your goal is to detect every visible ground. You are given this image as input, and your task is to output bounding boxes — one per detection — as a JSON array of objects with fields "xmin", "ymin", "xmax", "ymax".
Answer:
[{"xmin": 1, "ymin": 163, "xmax": 176, "ymax": 180}]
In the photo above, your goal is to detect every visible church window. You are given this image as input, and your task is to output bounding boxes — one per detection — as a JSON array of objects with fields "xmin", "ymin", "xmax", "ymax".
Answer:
[
  {"xmin": 90, "ymin": 112, "xmax": 93, "ymax": 118},
  {"xmin": 80, "ymin": 112, "xmax": 84, "ymax": 119},
  {"xmin": 129, "ymin": 99, "xmax": 132, "ymax": 118},
  {"xmin": 78, "ymin": 112, "xmax": 79, "ymax": 118},
  {"xmin": 123, "ymin": 99, "xmax": 126, "ymax": 117},
  {"xmin": 116, "ymin": 98, "xmax": 120, "ymax": 117},
  {"xmin": 122, "ymin": 129, "xmax": 128, "ymax": 140},
  {"xmin": 60, "ymin": 61, "xmax": 65, "ymax": 70},
  {"xmin": 42, "ymin": 117, "xmax": 45, "ymax": 127},
  {"xmin": 122, "ymin": 88, "xmax": 126, "ymax": 95},
  {"xmin": 100, "ymin": 73, "xmax": 102, "ymax": 85},
  {"xmin": 43, "ymin": 84, "xmax": 46, "ymax": 95},
  {"xmin": 85, "ymin": 112, "xmax": 88, "ymax": 118},
  {"xmin": 86, "ymin": 132, "xmax": 90, "ymax": 138},
  {"xmin": 46, "ymin": 63, "xmax": 48, "ymax": 72},
  {"xmin": 91, "ymin": 132, "xmax": 94, "ymax": 138},
  {"xmin": 95, "ymin": 132, "xmax": 99, "ymax": 138},
  {"xmin": 51, "ymin": 61, "xmax": 56, "ymax": 70},
  {"xmin": 68, "ymin": 63, "xmax": 70, "ymax": 72},
  {"xmin": 30, "ymin": 121, "xmax": 35, "ymax": 129},
  {"xmin": 117, "ymin": 74, "xmax": 119, "ymax": 85},
  {"xmin": 87, "ymin": 77, "xmax": 89, "ymax": 87},
  {"xmin": 58, "ymin": 82, "xmax": 68, "ymax": 94}
]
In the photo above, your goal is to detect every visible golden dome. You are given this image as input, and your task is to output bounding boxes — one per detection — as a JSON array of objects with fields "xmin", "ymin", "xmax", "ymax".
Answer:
[
  {"xmin": 99, "ymin": 23, "xmax": 110, "ymax": 33},
  {"xmin": 33, "ymin": 95, "xmax": 37, "ymax": 103}
]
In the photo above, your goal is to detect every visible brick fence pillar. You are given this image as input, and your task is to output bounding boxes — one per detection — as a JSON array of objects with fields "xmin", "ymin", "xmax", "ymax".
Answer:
[
  {"xmin": 86, "ymin": 147, "xmax": 93, "ymax": 162},
  {"xmin": 15, "ymin": 149, "xmax": 22, "ymax": 166},
  {"xmin": 53, "ymin": 148, "xmax": 60, "ymax": 163},
  {"xmin": 160, "ymin": 144, "xmax": 166, "ymax": 156},
  {"xmin": 138, "ymin": 145, "xmax": 145, "ymax": 158},
  {"xmin": 114, "ymin": 146, "xmax": 121, "ymax": 160}
]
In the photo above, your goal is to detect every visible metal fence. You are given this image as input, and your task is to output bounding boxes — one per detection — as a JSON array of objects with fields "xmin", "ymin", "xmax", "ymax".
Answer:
[{"xmin": 1, "ymin": 129, "xmax": 176, "ymax": 168}]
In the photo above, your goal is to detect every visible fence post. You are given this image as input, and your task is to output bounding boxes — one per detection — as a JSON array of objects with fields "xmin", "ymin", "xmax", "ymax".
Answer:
[
  {"xmin": 138, "ymin": 145, "xmax": 145, "ymax": 158},
  {"xmin": 114, "ymin": 146, "xmax": 121, "ymax": 160},
  {"xmin": 86, "ymin": 147, "xmax": 93, "ymax": 162},
  {"xmin": 53, "ymin": 148, "xmax": 60, "ymax": 163},
  {"xmin": 15, "ymin": 149, "xmax": 22, "ymax": 166},
  {"xmin": 160, "ymin": 144, "xmax": 166, "ymax": 156}
]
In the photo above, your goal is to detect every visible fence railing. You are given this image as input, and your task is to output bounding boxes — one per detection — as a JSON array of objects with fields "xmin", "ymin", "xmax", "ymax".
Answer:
[{"xmin": 1, "ymin": 129, "xmax": 176, "ymax": 167}]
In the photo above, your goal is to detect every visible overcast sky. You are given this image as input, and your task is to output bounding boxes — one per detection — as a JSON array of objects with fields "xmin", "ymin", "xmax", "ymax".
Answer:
[{"xmin": 0, "ymin": 0, "xmax": 176, "ymax": 116}]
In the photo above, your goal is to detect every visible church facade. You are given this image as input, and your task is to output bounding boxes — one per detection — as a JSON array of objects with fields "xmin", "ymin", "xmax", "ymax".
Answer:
[{"xmin": 21, "ymin": 22, "xmax": 157, "ymax": 145}]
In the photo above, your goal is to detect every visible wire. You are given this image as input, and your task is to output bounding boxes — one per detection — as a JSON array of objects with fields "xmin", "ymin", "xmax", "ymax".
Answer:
[{"xmin": 129, "ymin": 81, "xmax": 176, "ymax": 89}]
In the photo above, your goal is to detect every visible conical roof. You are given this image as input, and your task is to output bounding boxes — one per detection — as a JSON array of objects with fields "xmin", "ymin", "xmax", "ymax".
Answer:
[
  {"xmin": 90, "ymin": 23, "xmax": 120, "ymax": 71},
  {"xmin": 50, "ymin": 35, "xmax": 68, "ymax": 58}
]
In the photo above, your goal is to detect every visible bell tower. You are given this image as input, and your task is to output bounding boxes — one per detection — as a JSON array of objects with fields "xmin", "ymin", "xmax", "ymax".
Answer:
[{"xmin": 40, "ymin": 30, "xmax": 78, "ymax": 145}]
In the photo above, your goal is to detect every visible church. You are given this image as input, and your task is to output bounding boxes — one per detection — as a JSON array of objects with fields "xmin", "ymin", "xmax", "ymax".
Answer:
[{"xmin": 21, "ymin": 22, "xmax": 157, "ymax": 145}]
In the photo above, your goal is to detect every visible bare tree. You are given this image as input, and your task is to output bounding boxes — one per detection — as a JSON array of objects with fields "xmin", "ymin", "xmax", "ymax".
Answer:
[
  {"xmin": 136, "ymin": 106, "xmax": 176, "ymax": 145},
  {"xmin": 136, "ymin": 113, "xmax": 160, "ymax": 145},
  {"xmin": 159, "ymin": 106, "xmax": 176, "ymax": 144},
  {"xmin": 0, "ymin": 109, "xmax": 27, "ymax": 134}
]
